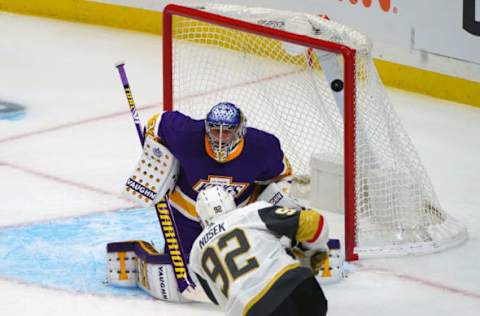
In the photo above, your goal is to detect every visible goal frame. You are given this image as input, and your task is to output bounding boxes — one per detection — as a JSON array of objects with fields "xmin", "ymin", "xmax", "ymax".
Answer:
[{"xmin": 162, "ymin": 4, "xmax": 359, "ymax": 261}]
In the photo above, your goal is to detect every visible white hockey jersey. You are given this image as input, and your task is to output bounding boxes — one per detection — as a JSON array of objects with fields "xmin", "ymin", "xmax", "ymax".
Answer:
[{"xmin": 189, "ymin": 201, "xmax": 315, "ymax": 316}]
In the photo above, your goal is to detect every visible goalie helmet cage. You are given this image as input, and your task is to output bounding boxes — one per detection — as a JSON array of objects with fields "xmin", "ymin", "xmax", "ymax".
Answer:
[{"xmin": 162, "ymin": 4, "xmax": 467, "ymax": 261}]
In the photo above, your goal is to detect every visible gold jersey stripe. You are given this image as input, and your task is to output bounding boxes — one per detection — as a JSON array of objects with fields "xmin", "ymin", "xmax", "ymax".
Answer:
[
  {"xmin": 242, "ymin": 262, "xmax": 301, "ymax": 316},
  {"xmin": 281, "ymin": 156, "xmax": 293, "ymax": 177},
  {"xmin": 169, "ymin": 188, "xmax": 198, "ymax": 218},
  {"xmin": 145, "ymin": 113, "xmax": 161, "ymax": 138},
  {"xmin": 296, "ymin": 210, "xmax": 323, "ymax": 242}
]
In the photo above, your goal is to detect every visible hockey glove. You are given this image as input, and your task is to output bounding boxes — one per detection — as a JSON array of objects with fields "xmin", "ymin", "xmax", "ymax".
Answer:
[{"xmin": 291, "ymin": 243, "xmax": 329, "ymax": 275}]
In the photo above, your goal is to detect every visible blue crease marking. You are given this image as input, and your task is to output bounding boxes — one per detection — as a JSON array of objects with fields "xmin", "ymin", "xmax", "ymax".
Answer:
[{"xmin": 0, "ymin": 208, "xmax": 165, "ymax": 297}]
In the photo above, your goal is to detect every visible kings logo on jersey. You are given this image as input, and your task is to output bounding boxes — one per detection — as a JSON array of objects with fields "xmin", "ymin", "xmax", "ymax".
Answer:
[{"xmin": 193, "ymin": 175, "xmax": 249, "ymax": 197}]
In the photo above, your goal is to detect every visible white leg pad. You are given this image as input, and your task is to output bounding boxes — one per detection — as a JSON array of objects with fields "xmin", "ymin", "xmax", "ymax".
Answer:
[
  {"xmin": 106, "ymin": 241, "xmax": 192, "ymax": 303},
  {"xmin": 106, "ymin": 248, "xmax": 138, "ymax": 287},
  {"xmin": 137, "ymin": 258, "xmax": 190, "ymax": 302},
  {"xmin": 317, "ymin": 239, "xmax": 345, "ymax": 284}
]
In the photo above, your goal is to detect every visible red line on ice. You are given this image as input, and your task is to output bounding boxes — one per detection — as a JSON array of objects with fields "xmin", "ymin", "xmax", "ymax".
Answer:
[
  {"xmin": 0, "ymin": 69, "xmax": 296, "ymax": 144},
  {"xmin": 0, "ymin": 160, "xmax": 124, "ymax": 198},
  {"xmin": 0, "ymin": 69, "xmax": 297, "ymax": 193},
  {"xmin": 364, "ymin": 267, "xmax": 480, "ymax": 300}
]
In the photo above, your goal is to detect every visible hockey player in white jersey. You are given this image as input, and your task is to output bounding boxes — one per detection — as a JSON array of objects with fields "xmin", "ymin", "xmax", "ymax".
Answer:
[{"xmin": 189, "ymin": 186, "xmax": 329, "ymax": 316}]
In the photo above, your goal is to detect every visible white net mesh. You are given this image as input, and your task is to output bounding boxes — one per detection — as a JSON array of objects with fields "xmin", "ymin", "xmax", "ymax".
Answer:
[{"xmin": 165, "ymin": 4, "xmax": 467, "ymax": 257}]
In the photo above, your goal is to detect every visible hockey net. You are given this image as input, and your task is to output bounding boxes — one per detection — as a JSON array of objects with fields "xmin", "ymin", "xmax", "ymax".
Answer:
[{"xmin": 162, "ymin": 4, "xmax": 467, "ymax": 261}]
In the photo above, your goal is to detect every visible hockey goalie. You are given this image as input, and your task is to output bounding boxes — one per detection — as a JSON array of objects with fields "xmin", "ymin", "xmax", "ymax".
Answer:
[{"xmin": 105, "ymin": 127, "xmax": 343, "ymax": 305}]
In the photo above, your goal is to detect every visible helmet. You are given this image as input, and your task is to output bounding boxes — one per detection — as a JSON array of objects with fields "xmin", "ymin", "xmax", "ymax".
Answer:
[
  {"xmin": 196, "ymin": 186, "xmax": 236, "ymax": 227},
  {"xmin": 205, "ymin": 102, "xmax": 247, "ymax": 163}
]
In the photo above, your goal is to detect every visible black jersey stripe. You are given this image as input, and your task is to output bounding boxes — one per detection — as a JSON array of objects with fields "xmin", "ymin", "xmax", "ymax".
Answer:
[
  {"xmin": 257, "ymin": 206, "xmax": 300, "ymax": 240},
  {"xmin": 243, "ymin": 264, "xmax": 312, "ymax": 316}
]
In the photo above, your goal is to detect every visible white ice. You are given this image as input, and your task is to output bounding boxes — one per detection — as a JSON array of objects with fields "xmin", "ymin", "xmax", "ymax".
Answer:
[{"xmin": 0, "ymin": 11, "xmax": 479, "ymax": 316}]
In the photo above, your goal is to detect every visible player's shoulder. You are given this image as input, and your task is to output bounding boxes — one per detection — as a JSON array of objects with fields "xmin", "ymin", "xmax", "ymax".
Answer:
[
  {"xmin": 228, "ymin": 201, "xmax": 272, "ymax": 223},
  {"xmin": 161, "ymin": 111, "xmax": 203, "ymax": 129},
  {"xmin": 245, "ymin": 200, "xmax": 273, "ymax": 212},
  {"xmin": 157, "ymin": 110, "xmax": 205, "ymax": 144},
  {"xmin": 257, "ymin": 204, "xmax": 300, "ymax": 224},
  {"xmin": 246, "ymin": 127, "xmax": 279, "ymax": 141},
  {"xmin": 160, "ymin": 110, "xmax": 186, "ymax": 120},
  {"xmin": 245, "ymin": 127, "xmax": 281, "ymax": 148}
]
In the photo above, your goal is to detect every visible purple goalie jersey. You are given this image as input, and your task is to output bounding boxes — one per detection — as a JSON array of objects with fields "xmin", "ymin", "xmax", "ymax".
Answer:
[{"xmin": 155, "ymin": 111, "xmax": 291, "ymax": 255}]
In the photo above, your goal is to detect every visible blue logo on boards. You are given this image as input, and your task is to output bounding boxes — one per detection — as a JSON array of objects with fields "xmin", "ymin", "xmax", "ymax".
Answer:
[
  {"xmin": 0, "ymin": 208, "xmax": 164, "ymax": 297},
  {"xmin": 0, "ymin": 101, "xmax": 26, "ymax": 120}
]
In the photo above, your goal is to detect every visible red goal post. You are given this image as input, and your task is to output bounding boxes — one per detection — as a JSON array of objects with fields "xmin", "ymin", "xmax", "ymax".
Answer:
[{"xmin": 161, "ymin": 4, "xmax": 467, "ymax": 262}]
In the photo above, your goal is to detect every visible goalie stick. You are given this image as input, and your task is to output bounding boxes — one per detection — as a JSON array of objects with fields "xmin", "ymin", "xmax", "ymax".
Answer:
[
  {"xmin": 115, "ymin": 62, "xmax": 145, "ymax": 147},
  {"xmin": 115, "ymin": 62, "xmax": 196, "ymax": 295},
  {"xmin": 155, "ymin": 196, "xmax": 195, "ymax": 293}
]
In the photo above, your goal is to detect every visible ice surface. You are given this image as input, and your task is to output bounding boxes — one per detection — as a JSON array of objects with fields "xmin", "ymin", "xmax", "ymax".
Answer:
[{"xmin": 0, "ymin": 11, "xmax": 479, "ymax": 316}]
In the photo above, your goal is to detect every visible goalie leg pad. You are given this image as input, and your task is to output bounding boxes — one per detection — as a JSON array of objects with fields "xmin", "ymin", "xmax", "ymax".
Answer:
[
  {"xmin": 137, "ymin": 256, "xmax": 188, "ymax": 302},
  {"xmin": 290, "ymin": 239, "xmax": 345, "ymax": 284},
  {"xmin": 106, "ymin": 240, "xmax": 191, "ymax": 303},
  {"xmin": 106, "ymin": 241, "xmax": 139, "ymax": 287},
  {"xmin": 317, "ymin": 239, "xmax": 345, "ymax": 284}
]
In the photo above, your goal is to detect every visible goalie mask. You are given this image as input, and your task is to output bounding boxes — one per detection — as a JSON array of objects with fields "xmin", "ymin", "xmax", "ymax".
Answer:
[
  {"xmin": 205, "ymin": 102, "xmax": 247, "ymax": 163},
  {"xmin": 196, "ymin": 186, "xmax": 236, "ymax": 227}
]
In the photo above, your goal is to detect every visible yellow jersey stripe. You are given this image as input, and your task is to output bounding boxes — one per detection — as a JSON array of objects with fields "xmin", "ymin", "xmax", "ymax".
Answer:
[
  {"xmin": 296, "ymin": 210, "xmax": 323, "ymax": 242},
  {"xmin": 242, "ymin": 262, "xmax": 301, "ymax": 316},
  {"xmin": 169, "ymin": 188, "xmax": 198, "ymax": 219},
  {"xmin": 145, "ymin": 113, "xmax": 161, "ymax": 138}
]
